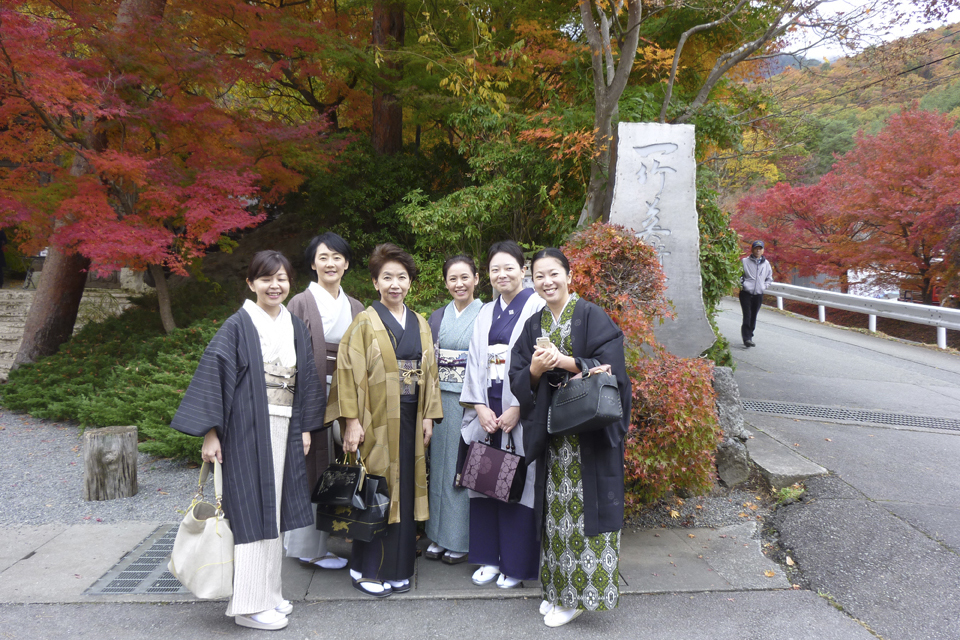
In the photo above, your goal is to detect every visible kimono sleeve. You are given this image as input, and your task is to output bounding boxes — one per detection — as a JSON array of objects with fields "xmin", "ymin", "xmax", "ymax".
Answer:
[
  {"xmin": 419, "ymin": 320, "xmax": 444, "ymax": 422},
  {"xmin": 459, "ymin": 308, "xmax": 489, "ymax": 408},
  {"xmin": 170, "ymin": 319, "xmax": 244, "ymax": 438},
  {"xmin": 509, "ymin": 315, "xmax": 550, "ymax": 462},
  {"xmin": 582, "ymin": 305, "xmax": 632, "ymax": 448},
  {"xmin": 325, "ymin": 315, "xmax": 365, "ymax": 423}
]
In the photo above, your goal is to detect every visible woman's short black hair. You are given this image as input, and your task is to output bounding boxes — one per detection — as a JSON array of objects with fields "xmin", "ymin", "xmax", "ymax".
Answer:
[
  {"xmin": 487, "ymin": 240, "xmax": 525, "ymax": 269},
  {"xmin": 369, "ymin": 243, "xmax": 418, "ymax": 281},
  {"xmin": 531, "ymin": 247, "xmax": 570, "ymax": 274},
  {"xmin": 442, "ymin": 254, "xmax": 478, "ymax": 279},
  {"xmin": 247, "ymin": 250, "xmax": 294, "ymax": 282},
  {"xmin": 304, "ymin": 232, "xmax": 352, "ymax": 271}
]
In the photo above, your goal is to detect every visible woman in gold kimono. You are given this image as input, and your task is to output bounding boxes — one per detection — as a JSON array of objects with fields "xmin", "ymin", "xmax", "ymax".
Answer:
[{"xmin": 326, "ymin": 243, "xmax": 442, "ymax": 597}]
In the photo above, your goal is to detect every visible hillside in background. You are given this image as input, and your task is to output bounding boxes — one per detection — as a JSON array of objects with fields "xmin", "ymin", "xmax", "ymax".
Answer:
[{"xmin": 761, "ymin": 23, "xmax": 960, "ymax": 179}]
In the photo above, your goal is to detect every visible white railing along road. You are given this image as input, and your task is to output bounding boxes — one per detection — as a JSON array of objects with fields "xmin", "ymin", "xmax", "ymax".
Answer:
[{"xmin": 766, "ymin": 282, "xmax": 960, "ymax": 350}]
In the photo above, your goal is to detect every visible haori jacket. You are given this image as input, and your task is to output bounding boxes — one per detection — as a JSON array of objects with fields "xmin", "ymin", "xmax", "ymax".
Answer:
[{"xmin": 170, "ymin": 308, "xmax": 325, "ymax": 545}]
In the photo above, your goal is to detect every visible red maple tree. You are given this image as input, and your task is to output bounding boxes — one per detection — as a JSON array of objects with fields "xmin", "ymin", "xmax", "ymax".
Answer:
[
  {"xmin": 829, "ymin": 106, "xmax": 960, "ymax": 304},
  {"xmin": 0, "ymin": 1, "xmax": 335, "ymax": 352},
  {"xmin": 734, "ymin": 174, "xmax": 865, "ymax": 291},
  {"xmin": 734, "ymin": 106, "xmax": 960, "ymax": 302}
]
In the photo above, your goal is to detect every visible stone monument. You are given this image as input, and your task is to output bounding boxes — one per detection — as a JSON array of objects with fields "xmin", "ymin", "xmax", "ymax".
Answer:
[{"xmin": 608, "ymin": 122, "xmax": 716, "ymax": 357}]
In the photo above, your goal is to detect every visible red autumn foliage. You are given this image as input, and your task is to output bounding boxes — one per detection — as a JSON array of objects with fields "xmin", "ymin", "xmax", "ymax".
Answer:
[
  {"xmin": 0, "ymin": 1, "xmax": 338, "ymax": 277},
  {"xmin": 564, "ymin": 223, "xmax": 722, "ymax": 506},
  {"xmin": 735, "ymin": 106, "xmax": 960, "ymax": 303}
]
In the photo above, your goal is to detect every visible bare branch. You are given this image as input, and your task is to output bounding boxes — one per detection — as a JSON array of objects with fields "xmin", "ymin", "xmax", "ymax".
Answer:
[
  {"xmin": 676, "ymin": 1, "xmax": 828, "ymax": 124},
  {"xmin": 659, "ymin": 0, "xmax": 750, "ymax": 123}
]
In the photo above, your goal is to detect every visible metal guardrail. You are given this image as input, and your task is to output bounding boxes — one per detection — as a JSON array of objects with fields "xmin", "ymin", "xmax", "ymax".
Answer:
[{"xmin": 766, "ymin": 282, "xmax": 960, "ymax": 349}]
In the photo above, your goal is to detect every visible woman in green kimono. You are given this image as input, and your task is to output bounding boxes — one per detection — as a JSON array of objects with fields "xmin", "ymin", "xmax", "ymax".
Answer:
[
  {"xmin": 425, "ymin": 255, "xmax": 482, "ymax": 563},
  {"xmin": 326, "ymin": 243, "xmax": 443, "ymax": 597},
  {"xmin": 509, "ymin": 247, "xmax": 632, "ymax": 628}
]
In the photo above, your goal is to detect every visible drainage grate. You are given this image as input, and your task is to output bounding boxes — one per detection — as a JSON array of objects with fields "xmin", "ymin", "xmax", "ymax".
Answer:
[
  {"xmin": 86, "ymin": 524, "xmax": 190, "ymax": 596},
  {"xmin": 742, "ymin": 400, "xmax": 960, "ymax": 432}
]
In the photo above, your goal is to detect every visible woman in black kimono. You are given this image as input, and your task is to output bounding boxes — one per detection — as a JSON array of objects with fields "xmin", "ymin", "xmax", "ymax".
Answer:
[
  {"xmin": 170, "ymin": 251, "xmax": 324, "ymax": 631},
  {"xmin": 509, "ymin": 247, "xmax": 631, "ymax": 629}
]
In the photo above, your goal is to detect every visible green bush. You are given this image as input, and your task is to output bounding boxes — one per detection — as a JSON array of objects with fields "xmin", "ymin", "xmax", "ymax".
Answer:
[
  {"xmin": 697, "ymin": 189, "xmax": 742, "ymax": 368},
  {"xmin": 2, "ymin": 281, "xmax": 239, "ymax": 462}
]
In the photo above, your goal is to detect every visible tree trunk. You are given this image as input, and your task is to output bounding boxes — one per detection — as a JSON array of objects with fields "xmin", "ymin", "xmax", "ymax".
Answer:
[
  {"xmin": 12, "ymin": 248, "xmax": 89, "ymax": 368},
  {"xmin": 148, "ymin": 263, "xmax": 176, "ymax": 333},
  {"xmin": 577, "ymin": 0, "xmax": 642, "ymax": 227},
  {"xmin": 13, "ymin": 0, "xmax": 167, "ymax": 365},
  {"xmin": 83, "ymin": 425, "xmax": 139, "ymax": 501},
  {"xmin": 372, "ymin": 1, "xmax": 405, "ymax": 155}
]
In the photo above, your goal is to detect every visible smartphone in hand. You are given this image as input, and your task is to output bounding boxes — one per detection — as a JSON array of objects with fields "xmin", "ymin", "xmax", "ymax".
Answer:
[{"xmin": 536, "ymin": 337, "xmax": 554, "ymax": 350}]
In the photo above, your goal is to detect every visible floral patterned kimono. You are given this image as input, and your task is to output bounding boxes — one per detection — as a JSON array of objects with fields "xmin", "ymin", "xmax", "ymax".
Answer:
[{"xmin": 539, "ymin": 293, "xmax": 621, "ymax": 611}]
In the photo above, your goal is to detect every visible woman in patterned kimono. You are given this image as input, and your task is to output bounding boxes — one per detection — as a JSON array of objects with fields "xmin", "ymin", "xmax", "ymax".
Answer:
[
  {"xmin": 326, "ymin": 243, "xmax": 443, "ymax": 597},
  {"xmin": 171, "ymin": 251, "xmax": 325, "ymax": 631},
  {"xmin": 460, "ymin": 240, "xmax": 545, "ymax": 589},
  {"xmin": 509, "ymin": 247, "xmax": 631, "ymax": 628},
  {"xmin": 284, "ymin": 232, "xmax": 363, "ymax": 571},
  {"xmin": 425, "ymin": 255, "xmax": 482, "ymax": 564}
]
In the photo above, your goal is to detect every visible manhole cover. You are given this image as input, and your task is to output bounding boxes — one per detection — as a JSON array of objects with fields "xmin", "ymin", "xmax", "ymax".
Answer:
[
  {"xmin": 86, "ymin": 524, "xmax": 189, "ymax": 595},
  {"xmin": 741, "ymin": 400, "xmax": 960, "ymax": 432}
]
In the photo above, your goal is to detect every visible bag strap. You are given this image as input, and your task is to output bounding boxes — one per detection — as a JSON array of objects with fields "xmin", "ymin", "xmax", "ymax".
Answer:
[
  {"xmin": 213, "ymin": 460, "xmax": 224, "ymax": 502},
  {"xmin": 195, "ymin": 461, "xmax": 226, "ymax": 504}
]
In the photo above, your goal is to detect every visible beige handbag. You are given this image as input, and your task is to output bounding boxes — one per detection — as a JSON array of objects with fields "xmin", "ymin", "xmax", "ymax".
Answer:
[{"xmin": 168, "ymin": 461, "xmax": 234, "ymax": 599}]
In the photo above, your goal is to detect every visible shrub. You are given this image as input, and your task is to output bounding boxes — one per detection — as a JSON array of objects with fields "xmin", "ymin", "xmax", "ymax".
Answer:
[
  {"xmin": 563, "ymin": 223, "xmax": 723, "ymax": 507},
  {"xmin": 697, "ymin": 189, "xmax": 743, "ymax": 368},
  {"xmin": 2, "ymin": 281, "xmax": 239, "ymax": 462}
]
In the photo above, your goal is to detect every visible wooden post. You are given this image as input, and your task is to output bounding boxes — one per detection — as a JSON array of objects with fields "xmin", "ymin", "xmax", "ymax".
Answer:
[{"xmin": 83, "ymin": 426, "xmax": 138, "ymax": 501}]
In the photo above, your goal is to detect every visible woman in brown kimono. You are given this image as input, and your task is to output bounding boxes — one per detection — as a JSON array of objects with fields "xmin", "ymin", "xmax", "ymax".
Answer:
[
  {"xmin": 326, "ymin": 243, "xmax": 443, "ymax": 597},
  {"xmin": 284, "ymin": 232, "xmax": 364, "ymax": 570}
]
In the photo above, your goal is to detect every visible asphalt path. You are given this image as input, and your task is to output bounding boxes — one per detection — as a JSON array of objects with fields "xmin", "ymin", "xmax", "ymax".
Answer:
[
  {"xmin": 718, "ymin": 297, "xmax": 960, "ymax": 640},
  {"xmin": 0, "ymin": 592, "xmax": 876, "ymax": 640}
]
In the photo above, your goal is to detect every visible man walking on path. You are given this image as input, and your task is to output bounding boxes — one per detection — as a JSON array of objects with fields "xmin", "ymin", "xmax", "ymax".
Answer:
[{"xmin": 739, "ymin": 240, "xmax": 773, "ymax": 347}]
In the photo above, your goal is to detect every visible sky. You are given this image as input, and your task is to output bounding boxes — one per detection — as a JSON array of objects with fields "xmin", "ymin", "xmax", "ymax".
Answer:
[{"xmin": 800, "ymin": 1, "xmax": 960, "ymax": 60}]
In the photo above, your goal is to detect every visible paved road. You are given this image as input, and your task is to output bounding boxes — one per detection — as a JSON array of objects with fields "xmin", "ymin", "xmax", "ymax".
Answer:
[{"xmin": 718, "ymin": 298, "xmax": 960, "ymax": 640}]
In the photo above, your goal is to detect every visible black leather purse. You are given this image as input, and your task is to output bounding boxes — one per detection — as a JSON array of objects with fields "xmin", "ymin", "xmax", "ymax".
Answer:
[
  {"xmin": 547, "ymin": 358, "xmax": 622, "ymax": 436},
  {"xmin": 311, "ymin": 452, "xmax": 366, "ymax": 509},
  {"xmin": 316, "ymin": 472, "xmax": 390, "ymax": 542}
]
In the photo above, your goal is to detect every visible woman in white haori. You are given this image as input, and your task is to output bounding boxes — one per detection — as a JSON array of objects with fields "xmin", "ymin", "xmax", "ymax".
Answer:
[{"xmin": 459, "ymin": 240, "xmax": 544, "ymax": 589}]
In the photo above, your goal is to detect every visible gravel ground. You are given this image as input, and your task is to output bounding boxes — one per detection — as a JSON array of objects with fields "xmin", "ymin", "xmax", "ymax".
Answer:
[
  {"xmin": 625, "ymin": 482, "xmax": 775, "ymax": 531},
  {"xmin": 0, "ymin": 410, "xmax": 775, "ymax": 529},
  {"xmin": 0, "ymin": 411, "xmax": 197, "ymax": 526}
]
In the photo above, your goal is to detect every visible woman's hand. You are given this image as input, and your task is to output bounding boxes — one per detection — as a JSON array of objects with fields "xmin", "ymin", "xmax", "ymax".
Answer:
[
  {"xmin": 423, "ymin": 419, "xmax": 434, "ymax": 447},
  {"xmin": 475, "ymin": 404, "xmax": 500, "ymax": 434},
  {"xmin": 529, "ymin": 345, "xmax": 561, "ymax": 386},
  {"xmin": 499, "ymin": 406, "xmax": 521, "ymax": 433},
  {"xmin": 588, "ymin": 363, "xmax": 612, "ymax": 375},
  {"xmin": 201, "ymin": 429, "xmax": 222, "ymax": 464},
  {"xmin": 302, "ymin": 431, "xmax": 311, "ymax": 456},
  {"xmin": 343, "ymin": 417, "xmax": 364, "ymax": 453}
]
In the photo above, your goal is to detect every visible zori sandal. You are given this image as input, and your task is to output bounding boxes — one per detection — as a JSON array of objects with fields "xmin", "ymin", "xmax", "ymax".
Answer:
[{"xmin": 351, "ymin": 577, "xmax": 393, "ymax": 598}]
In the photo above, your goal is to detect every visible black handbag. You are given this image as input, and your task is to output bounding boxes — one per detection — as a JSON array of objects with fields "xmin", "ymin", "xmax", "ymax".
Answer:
[
  {"xmin": 316, "ymin": 473, "xmax": 390, "ymax": 542},
  {"xmin": 547, "ymin": 358, "xmax": 622, "ymax": 436},
  {"xmin": 311, "ymin": 452, "xmax": 366, "ymax": 509}
]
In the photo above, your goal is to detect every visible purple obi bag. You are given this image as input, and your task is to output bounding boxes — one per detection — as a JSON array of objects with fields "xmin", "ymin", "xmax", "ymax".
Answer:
[{"xmin": 455, "ymin": 433, "xmax": 526, "ymax": 503}]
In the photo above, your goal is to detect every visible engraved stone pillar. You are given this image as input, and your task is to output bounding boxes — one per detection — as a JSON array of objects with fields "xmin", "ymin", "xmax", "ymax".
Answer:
[{"xmin": 609, "ymin": 122, "xmax": 716, "ymax": 357}]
